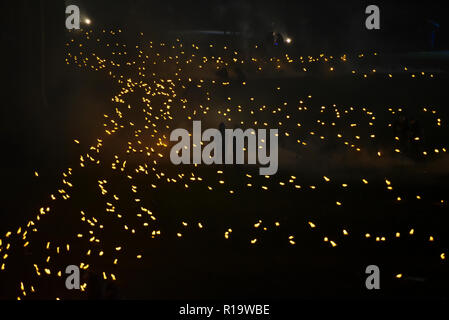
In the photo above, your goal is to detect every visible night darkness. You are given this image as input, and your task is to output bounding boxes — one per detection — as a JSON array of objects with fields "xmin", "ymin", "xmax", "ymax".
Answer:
[{"xmin": 0, "ymin": 0, "xmax": 448, "ymax": 315}]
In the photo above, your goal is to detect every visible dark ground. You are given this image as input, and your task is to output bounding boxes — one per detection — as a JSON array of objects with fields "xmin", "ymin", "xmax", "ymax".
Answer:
[
  {"xmin": 0, "ymin": 0, "xmax": 448, "ymax": 301},
  {"xmin": 1, "ymin": 63, "xmax": 448, "ymax": 300}
]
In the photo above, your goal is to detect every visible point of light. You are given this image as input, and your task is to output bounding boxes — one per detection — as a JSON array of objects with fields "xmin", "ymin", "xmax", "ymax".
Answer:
[
  {"xmin": 285, "ymin": 37, "xmax": 292, "ymax": 44},
  {"xmin": 85, "ymin": 18, "xmax": 91, "ymax": 25}
]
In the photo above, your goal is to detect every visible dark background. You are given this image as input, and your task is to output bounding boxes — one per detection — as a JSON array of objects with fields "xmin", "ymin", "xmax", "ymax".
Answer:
[{"xmin": 0, "ymin": 0, "xmax": 448, "ymax": 300}]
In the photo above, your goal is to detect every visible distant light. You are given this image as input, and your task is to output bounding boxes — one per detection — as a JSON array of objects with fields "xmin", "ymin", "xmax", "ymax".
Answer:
[
  {"xmin": 85, "ymin": 18, "xmax": 91, "ymax": 25},
  {"xmin": 285, "ymin": 37, "xmax": 292, "ymax": 44}
]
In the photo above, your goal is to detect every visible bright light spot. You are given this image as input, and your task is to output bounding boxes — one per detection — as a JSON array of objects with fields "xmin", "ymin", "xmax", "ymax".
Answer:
[
  {"xmin": 285, "ymin": 37, "xmax": 292, "ymax": 44},
  {"xmin": 85, "ymin": 18, "xmax": 91, "ymax": 25}
]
